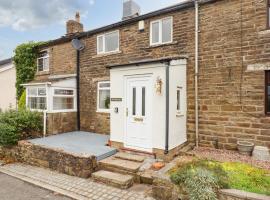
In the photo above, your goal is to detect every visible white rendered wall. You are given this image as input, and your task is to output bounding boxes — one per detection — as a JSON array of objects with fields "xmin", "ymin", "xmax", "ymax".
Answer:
[
  {"xmin": 0, "ymin": 64, "xmax": 16, "ymax": 111},
  {"xmin": 169, "ymin": 59, "xmax": 187, "ymax": 150},
  {"xmin": 110, "ymin": 59, "xmax": 187, "ymax": 151}
]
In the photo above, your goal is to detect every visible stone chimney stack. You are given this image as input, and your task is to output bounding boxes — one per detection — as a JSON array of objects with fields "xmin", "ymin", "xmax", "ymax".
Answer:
[{"xmin": 66, "ymin": 12, "xmax": 84, "ymax": 35}]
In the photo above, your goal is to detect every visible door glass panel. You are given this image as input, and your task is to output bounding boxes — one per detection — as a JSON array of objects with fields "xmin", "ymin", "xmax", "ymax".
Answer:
[
  {"xmin": 132, "ymin": 87, "xmax": 136, "ymax": 116},
  {"xmin": 142, "ymin": 87, "xmax": 145, "ymax": 116},
  {"xmin": 177, "ymin": 89, "xmax": 180, "ymax": 111}
]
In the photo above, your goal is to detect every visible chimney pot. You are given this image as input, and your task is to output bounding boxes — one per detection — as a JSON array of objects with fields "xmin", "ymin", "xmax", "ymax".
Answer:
[{"xmin": 75, "ymin": 12, "xmax": 80, "ymax": 23}]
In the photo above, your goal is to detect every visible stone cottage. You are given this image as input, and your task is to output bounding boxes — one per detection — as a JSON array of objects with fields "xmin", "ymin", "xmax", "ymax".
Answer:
[{"xmin": 24, "ymin": 0, "xmax": 270, "ymax": 159}]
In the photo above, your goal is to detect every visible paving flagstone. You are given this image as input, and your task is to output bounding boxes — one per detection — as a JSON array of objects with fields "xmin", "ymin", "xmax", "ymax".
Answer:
[{"xmin": 0, "ymin": 163, "xmax": 154, "ymax": 200}]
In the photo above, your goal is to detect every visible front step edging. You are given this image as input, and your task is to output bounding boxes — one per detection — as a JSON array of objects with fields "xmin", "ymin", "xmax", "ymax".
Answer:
[{"xmin": 92, "ymin": 170, "xmax": 134, "ymax": 189}]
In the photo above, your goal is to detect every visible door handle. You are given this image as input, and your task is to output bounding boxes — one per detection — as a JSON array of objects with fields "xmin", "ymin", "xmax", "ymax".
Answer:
[{"xmin": 126, "ymin": 108, "xmax": 128, "ymax": 117}]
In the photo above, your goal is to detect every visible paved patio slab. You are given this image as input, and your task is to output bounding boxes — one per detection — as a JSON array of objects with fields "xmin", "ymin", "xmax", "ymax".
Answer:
[{"xmin": 29, "ymin": 131, "xmax": 117, "ymax": 161}]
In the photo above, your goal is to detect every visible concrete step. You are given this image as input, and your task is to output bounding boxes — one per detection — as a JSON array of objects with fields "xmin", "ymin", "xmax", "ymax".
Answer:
[
  {"xmin": 92, "ymin": 170, "xmax": 134, "ymax": 189},
  {"xmin": 114, "ymin": 152, "xmax": 146, "ymax": 163},
  {"xmin": 99, "ymin": 157, "xmax": 142, "ymax": 174}
]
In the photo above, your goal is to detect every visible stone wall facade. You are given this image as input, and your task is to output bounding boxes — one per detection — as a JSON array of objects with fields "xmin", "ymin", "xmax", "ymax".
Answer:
[
  {"xmin": 46, "ymin": 112, "xmax": 77, "ymax": 135},
  {"xmin": 77, "ymin": 0, "xmax": 270, "ymax": 149},
  {"xmin": 35, "ymin": 42, "xmax": 77, "ymax": 82}
]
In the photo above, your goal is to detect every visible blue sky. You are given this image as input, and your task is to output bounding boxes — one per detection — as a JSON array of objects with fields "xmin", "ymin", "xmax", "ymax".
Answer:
[{"xmin": 0, "ymin": 0, "xmax": 184, "ymax": 60}]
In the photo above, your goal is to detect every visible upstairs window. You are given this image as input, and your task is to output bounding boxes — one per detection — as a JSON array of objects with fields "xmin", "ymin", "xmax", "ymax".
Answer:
[
  {"xmin": 150, "ymin": 17, "xmax": 173, "ymax": 46},
  {"xmin": 37, "ymin": 51, "xmax": 49, "ymax": 72},
  {"xmin": 27, "ymin": 88, "xmax": 47, "ymax": 110},
  {"xmin": 97, "ymin": 81, "xmax": 110, "ymax": 112},
  {"xmin": 265, "ymin": 71, "xmax": 270, "ymax": 114},
  {"xmin": 97, "ymin": 31, "xmax": 119, "ymax": 54}
]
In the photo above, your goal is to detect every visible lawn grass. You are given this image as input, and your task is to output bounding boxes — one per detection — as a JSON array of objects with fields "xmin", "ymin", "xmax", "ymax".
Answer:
[
  {"xmin": 221, "ymin": 162, "xmax": 270, "ymax": 196},
  {"xmin": 170, "ymin": 158, "xmax": 270, "ymax": 196}
]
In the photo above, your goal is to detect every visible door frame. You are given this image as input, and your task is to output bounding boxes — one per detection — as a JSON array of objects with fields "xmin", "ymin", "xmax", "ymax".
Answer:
[{"xmin": 123, "ymin": 74, "xmax": 153, "ymax": 152}]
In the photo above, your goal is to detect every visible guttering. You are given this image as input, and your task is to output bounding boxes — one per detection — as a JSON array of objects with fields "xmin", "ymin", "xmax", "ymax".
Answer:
[
  {"xmin": 195, "ymin": 0, "xmax": 199, "ymax": 148},
  {"xmin": 165, "ymin": 61, "xmax": 170, "ymax": 154}
]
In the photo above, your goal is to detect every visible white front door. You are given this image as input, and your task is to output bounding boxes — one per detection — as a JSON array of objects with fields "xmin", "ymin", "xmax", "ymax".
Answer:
[{"xmin": 125, "ymin": 75, "xmax": 152, "ymax": 152}]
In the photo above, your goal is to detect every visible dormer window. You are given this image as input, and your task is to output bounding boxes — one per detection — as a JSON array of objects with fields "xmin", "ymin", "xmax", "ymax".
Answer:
[
  {"xmin": 37, "ymin": 51, "xmax": 49, "ymax": 72},
  {"xmin": 150, "ymin": 17, "xmax": 173, "ymax": 46},
  {"xmin": 97, "ymin": 30, "xmax": 119, "ymax": 54}
]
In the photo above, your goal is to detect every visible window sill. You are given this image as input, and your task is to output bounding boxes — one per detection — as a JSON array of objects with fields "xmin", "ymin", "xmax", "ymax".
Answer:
[
  {"xmin": 145, "ymin": 41, "xmax": 178, "ymax": 49},
  {"xmin": 47, "ymin": 110, "xmax": 77, "ymax": 114},
  {"xmin": 36, "ymin": 71, "xmax": 50, "ymax": 76},
  {"xmin": 93, "ymin": 51, "xmax": 122, "ymax": 58}
]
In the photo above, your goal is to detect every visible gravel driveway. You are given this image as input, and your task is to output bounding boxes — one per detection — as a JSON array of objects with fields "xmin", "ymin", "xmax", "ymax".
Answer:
[{"xmin": 0, "ymin": 173, "xmax": 71, "ymax": 200}]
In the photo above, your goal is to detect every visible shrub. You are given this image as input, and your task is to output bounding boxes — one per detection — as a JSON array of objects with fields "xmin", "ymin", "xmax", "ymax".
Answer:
[
  {"xmin": 0, "ymin": 123, "xmax": 18, "ymax": 146},
  {"xmin": 170, "ymin": 159, "xmax": 229, "ymax": 200},
  {"xmin": 18, "ymin": 90, "xmax": 26, "ymax": 111},
  {"xmin": 0, "ymin": 109, "xmax": 43, "ymax": 145}
]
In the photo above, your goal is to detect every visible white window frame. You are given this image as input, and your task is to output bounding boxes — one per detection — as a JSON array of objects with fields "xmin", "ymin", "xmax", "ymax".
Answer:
[
  {"xmin": 97, "ymin": 30, "xmax": 120, "ymax": 54},
  {"xmin": 176, "ymin": 86, "xmax": 183, "ymax": 116},
  {"xmin": 97, "ymin": 81, "xmax": 111, "ymax": 113},
  {"xmin": 52, "ymin": 88, "xmax": 76, "ymax": 112},
  {"xmin": 150, "ymin": 17, "xmax": 173, "ymax": 46},
  {"xmin": 37, "ymin": 50, "xmax": 49, "ymax": 72},
  {"xmin": 26, "ymin": 87, "xmax": 47, "ymax": 111}
]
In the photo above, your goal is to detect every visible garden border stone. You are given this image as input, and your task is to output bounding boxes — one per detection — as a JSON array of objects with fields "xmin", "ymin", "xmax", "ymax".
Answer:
[{"xmin": 219, "ymin": 189, "xmax": 270, "ymax": 200}]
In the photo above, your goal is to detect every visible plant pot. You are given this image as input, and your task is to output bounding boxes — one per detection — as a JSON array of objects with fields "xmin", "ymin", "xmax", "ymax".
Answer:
[{"xmin": 237, "ymin": 141, "xmax": 254, "ymax": 156}]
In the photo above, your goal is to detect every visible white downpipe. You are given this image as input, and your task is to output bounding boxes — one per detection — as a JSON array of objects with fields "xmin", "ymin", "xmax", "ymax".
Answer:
[
  {"xmin": 43, "ymin": 111, "xmax": 47, "ymax": 138},
  {"xmin": 195, "ymin": 0, "xmax": 199, "ymax": 148}
]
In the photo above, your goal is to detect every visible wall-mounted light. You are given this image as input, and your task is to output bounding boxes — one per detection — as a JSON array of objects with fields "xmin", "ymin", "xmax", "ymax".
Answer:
[{"xmin": 155, "ymin": 76, "xmax": 163, "ymax": 95}]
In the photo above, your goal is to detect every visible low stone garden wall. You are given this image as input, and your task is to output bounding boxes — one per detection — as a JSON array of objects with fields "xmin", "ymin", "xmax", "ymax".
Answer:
[{"xmin": 0, "ymin": 141, "xmax": 97, "ymax": 178}]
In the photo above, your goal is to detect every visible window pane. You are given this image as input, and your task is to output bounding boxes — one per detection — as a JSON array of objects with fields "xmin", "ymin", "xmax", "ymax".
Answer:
[
  {"xmin": 28, "ymin": 97, "xmax": 46, "ymax": 110},
  {"xmin": 142, "ymin": 87, "xmax": 145, "ymax": 116},
  {"xmin": 28, "ymin": 88, "xmax": 37, "ymax": 96},
  {"xmin": 105, "ymin": 31, "xmax": 119, "ymax": 52},
  {"xmin": 152, "ymin": 22, "xmax": 160, "ymax": 44},
  {"xmin": 162, "ymin": 18, "xmax": 172, "ymax": 43},
  {"xmin": 97, "ymin": 36, "xmax": 104, "ymax": 53},
  {"xmin": 38, "ymin": 51, "xmax": 48, "ymax": 58},
  {"xmin": 99, "ymin": 82, "xmax": 110, "ymax": 88},
  {"xmin": 53, "ymin": 97, "xmax": 74, "ymax": 110},
  {"xmin": 38, "ymin": 88, "xmax": 46, "ymax": 96},
  {"xmin": 38, "ymin": 58, "xmax": 44, "ymax": 71},
  {"xmin": 99, "ymin": 90, "xmax": 110, "ymax": 109},
  {"xmin": 43, "ymin": 57, "xmax": 49, "ymax": 71},
  {"xmin": 177, "ymin": 90, "xmax": 180, "ymax": 111},
  {"xmin": 54, "ymin": 89, "xmax": 73, "ymax": 95},
  {"xmin": 132, "ymin": 87, "xmax": 136, "ymax": 115}
]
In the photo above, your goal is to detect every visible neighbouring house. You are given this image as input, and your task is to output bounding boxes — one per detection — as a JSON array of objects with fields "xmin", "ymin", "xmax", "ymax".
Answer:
[
  {"xmin": 0, "ymin": 58, "xmax": 16, "ymax": 111},
  {"xmin": 24, "ymin": 0, "xmax": 270, "ymax": 160}
]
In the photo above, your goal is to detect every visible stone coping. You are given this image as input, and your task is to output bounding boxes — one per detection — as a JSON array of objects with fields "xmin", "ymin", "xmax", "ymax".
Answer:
[
  {"xmin": 18, "ymin": 141, "xmax": 94, "ymax": 159},
  {"xmin": 220, "ymin": 189, "xmax": 270, "ymax": 200}
]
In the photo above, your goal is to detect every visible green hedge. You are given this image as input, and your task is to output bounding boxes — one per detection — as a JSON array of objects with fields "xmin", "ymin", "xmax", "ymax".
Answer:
[{"xmin": 0, "ymin": 110, "xmax": 43, "ymax": 146}]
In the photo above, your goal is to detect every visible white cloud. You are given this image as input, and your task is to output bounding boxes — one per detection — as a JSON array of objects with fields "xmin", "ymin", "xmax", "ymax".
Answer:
[
  {"xmin": 0, "ymin": 0, "xmax": 89, "ymax": 31},
  {"xmin": 89, "ymin": 0, "xmax": 95, "ymax": 5}
]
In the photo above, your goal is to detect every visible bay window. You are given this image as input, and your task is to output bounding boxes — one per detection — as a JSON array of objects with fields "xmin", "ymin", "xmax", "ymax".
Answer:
[
  {"xmin": 53, "ymin": 89, "xmax": 75, "ymax": 111},
  {"xmin": 97, "ymin": 81, "xmax": 110, "ymax": 112},
  {"xmin": 265, "ymin": 71, "xmax": 270, "ymax": 114}
]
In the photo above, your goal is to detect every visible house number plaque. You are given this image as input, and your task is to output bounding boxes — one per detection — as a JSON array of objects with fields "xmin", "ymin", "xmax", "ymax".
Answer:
[{"xmin": 111, "ymin": 98, "xmax": 122, "ymax": 102}]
